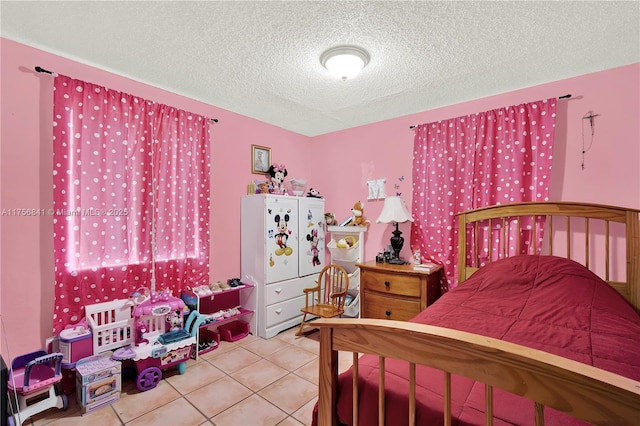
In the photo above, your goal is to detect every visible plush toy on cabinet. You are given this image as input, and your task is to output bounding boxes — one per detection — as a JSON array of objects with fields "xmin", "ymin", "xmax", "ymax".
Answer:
[
  {"xmin": 254, "ymin": 180, "xmax": 269, "ymax": 194},
  {"xmin": 268, "ymin": 164, "xmax": 288, "ymax": 195},
  {"xmin": 307, "ymin": 188, "xmax": 322, "ymax": 198},
  {"xmin": 350, "ymin": 201, "xmax": 370, "ymax": 227}
]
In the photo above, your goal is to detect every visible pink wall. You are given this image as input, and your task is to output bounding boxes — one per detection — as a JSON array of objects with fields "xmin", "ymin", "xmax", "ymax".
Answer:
[{"xmin": 1, "ymin": 37, "xmax": 638, "ymax": 356}]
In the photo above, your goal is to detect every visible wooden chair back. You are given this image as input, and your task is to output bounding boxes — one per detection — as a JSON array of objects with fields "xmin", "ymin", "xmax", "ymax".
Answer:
[
  {"xmin": 319, "ymin": 264, "xmax": 349, "ymax": 308},
  {"xmin": 297, "ymin": 264, "xmax": 350, "ymax": 336}
]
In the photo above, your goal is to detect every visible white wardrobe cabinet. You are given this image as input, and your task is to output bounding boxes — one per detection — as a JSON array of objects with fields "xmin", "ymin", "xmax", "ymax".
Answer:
[{"xmin": 241, "ymin": 195, "xmax": 325, "ymax": 338}]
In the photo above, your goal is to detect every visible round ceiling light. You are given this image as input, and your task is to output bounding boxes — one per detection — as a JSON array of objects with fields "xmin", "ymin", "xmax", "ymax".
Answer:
[{"xmin": 320, "ymin": 45, "xmax": 370, "ymax": 80}]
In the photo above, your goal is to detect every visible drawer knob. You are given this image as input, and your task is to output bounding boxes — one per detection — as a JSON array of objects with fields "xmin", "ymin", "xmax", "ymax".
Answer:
[
  {"xmin": 275, "ymin": 288, "xmax": 282, "ymax": 294},
  {"xmin": 385, "ymin": 310, "xmax": 391, "ymax": 317},
  {"xmin": 384, "ymin": 281, "xmax": 390, "ymax": 288},
  {"xmin": 275, "ymin": 308, "xmax": 282, "ymax": 314}
]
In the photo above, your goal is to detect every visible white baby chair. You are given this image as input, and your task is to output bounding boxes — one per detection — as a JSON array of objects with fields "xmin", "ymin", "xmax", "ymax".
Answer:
[{"xmin": 7, "ymin": 350, "xmax": 68, "ymax": 426}]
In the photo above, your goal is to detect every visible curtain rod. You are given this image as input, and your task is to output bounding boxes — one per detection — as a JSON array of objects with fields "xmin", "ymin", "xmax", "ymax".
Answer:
[
  {"xmin": 34, "ymin": 65, "xmax": 219, "ymax": 124},
  {"xmin": 408, "ymin": 94, "xmax": 573, "ymax": 130}
]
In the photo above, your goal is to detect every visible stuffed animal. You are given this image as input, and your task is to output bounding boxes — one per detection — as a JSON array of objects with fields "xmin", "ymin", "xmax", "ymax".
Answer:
[
  {"xmin": 307, "ymin": 188, "xmax": 322, "ymax": 198},
  {"xmin": 135, "ymin": 320, "xmax": 149, "ymax": 346},
  {"xmin": 254, "ymin": 180, "xmax": 269, "ymax": 194},
  {"xmin": 350, "ymin": 201, "xmax": 370, "ymax": 227},
  {"xmin": 324, "ymin": 212, "xmax": 337, "ymax": 226},
  {"xmin": 268, "ymin": 164, "xmax": 288, "ymax": 195},
  {"xmin": 336, "ymin": 238, "xmax": 350, "ymax": 248},
  {"xmin": 336, "ymin": 236, "xmax": 356, "ymax": 248}
]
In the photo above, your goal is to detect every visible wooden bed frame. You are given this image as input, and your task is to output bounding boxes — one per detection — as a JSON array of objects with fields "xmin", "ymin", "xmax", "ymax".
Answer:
[{"xmin": 314, "ymin": 201, "xmax": 640, "ymax": 426}]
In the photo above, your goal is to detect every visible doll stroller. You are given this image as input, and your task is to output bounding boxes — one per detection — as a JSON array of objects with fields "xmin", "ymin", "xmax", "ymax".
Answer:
[{"xmin": 7, "ymin": 350, "xmax": 68, "ymax": 426}]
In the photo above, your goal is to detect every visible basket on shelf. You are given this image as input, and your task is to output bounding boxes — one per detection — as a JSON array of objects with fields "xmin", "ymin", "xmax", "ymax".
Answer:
[{"xmin": 327, "ymin": 239, "xmax": 360, "ymax": 263}]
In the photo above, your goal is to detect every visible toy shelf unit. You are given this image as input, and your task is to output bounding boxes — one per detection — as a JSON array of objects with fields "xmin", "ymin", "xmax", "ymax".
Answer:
[
  {"xmin": 187, "ymin": 283, "xmax": 255, "ymax": 359},
  {"xmin": 327, "ymin": 225, "xmax": 367, "ymax": 318}
]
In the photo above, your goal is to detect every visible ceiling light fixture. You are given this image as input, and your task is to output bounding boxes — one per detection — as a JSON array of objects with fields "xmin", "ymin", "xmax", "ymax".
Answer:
[{"xmin": 320, "ymin": 45, "xmax": 370, "ymax": 81}]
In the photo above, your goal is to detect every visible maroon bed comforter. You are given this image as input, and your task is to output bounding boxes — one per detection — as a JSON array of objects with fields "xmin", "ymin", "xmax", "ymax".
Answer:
[{"xmin": 325, "ymin": 255, "xmax": 640, "ymax": 425}]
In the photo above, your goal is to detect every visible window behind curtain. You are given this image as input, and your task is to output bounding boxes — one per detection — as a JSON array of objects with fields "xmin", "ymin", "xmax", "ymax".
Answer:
[
  {"xmin": 52, "ymin": 75, "xmax": 210, "ymax": 333},
  {"xmin": 410, "ymin": 99, "xmax": 556, "ymax": 290}
]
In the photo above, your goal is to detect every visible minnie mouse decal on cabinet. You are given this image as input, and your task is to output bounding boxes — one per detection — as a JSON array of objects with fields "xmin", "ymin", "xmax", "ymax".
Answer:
[{"xmin": 306, "ymin": 228, "xmax": 321, "ymax": 266}]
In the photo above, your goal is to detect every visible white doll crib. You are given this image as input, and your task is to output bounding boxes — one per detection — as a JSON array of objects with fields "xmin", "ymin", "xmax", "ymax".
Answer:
[{"xmin": 85, "ymin": 299, "xmax": 135, "ymax": 355}]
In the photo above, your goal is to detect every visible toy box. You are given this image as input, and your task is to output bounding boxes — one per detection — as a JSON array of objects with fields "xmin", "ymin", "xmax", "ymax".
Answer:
[
  {"xmin": 59, "ymin": 323, "xmax": 93, "ymax": 368},
  {"xmin": 75, "ymin": 352, "xmax": 121, "ymax": 415}
]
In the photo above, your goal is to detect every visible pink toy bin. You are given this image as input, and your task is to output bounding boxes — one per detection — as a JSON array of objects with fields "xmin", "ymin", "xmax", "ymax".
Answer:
[
  {"xmin": 218, "ymin": 321, "xmax": 250, "ymax": 342},
  {"xmin": 58, "ymin": 323, "xmax": 93, "ymax": 368},
  {"xmin": 198, "ymin": 329, "xmax": 220, "ymax": 354}
]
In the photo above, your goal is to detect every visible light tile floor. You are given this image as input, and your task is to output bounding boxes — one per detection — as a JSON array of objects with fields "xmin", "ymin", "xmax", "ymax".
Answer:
[{"xmin": 17, "ymin": 326, "xmax": 355, "ymax": 426}]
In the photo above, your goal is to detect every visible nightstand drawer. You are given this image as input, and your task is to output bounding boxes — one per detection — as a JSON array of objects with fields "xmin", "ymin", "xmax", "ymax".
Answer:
[
  {"xmin": 362, "ymin": 273, "xmax": 420, "ymax": 297},
  {"xmin": 363, "ymin": 292, "xmax": 421, "ymax": 320}
]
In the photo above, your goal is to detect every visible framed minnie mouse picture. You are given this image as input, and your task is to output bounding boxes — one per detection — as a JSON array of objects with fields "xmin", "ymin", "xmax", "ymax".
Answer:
[{"xmin": 251, "ymin": 144, "xmax": 271, "ymax": 174}]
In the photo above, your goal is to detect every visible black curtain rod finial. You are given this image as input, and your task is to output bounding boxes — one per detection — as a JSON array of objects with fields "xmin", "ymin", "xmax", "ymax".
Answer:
[
  {"xmin": 210, "ymin": 118, "xmax": 219, "ymax": 123},
  {"xmin": 35, "ymin": 66, "xmax": 58, "ymax": 77}
]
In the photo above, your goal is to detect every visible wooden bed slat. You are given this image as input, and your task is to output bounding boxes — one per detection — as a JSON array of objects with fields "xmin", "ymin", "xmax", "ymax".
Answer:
[
  {"xmin": 548, "ymin": 215, "xmax": 553, "ymax": 254},
  {"xmin": 409, "ymin": 362, "xmax": 416, "ymax": 426},
  {"xmin": 585, "ymin": 218, "xmax": 590, "ymax": 270},
  {"xmin": 566, "ymin": 216, "xmax": 570, "ymax": 259},
  {"xmin": 535, "ymin": 402, "xmax": 545, "ymax": 426},
  {"xmin": 628, "ymin": 210, "xmax": 640, "ymax": 309},
  {"xmin": 485, "ymin": 384, "xmax": 493, "ymax": 426},
  {"xmin": 378, "ymin": 356, "xmax": 385, "ymax": 426},
  {"xmin": 352, "ymin": 352, "xmax": 358, "ymax": 426},
  {"xmin": 605, "ymin": 220, "xmax": 610, "ymax": 281},
  {"xmin": 444, "ymin": 372, "xmax": 452, "ymax": 426}
]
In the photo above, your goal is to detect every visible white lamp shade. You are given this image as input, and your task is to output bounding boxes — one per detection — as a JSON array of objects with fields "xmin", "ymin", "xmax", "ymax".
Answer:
[
  {"xmin": 321, "ymin": 46, "xmax": 370, "ymax": 80},
  {"xmin": 376, "ymin": 196, "xmax": 414, "ymax": 224}
]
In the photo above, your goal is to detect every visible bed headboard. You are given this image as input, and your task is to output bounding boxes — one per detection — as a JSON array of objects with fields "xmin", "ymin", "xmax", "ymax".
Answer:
[{"xmin": 457, "ymin": 201, "xmax": 640, "ymax": 311}]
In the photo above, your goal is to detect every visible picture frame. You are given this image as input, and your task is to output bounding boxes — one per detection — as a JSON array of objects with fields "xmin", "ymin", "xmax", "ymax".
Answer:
[{"xmin": 251, "ymin": 144, "xmax": 271, "ymax": 174}]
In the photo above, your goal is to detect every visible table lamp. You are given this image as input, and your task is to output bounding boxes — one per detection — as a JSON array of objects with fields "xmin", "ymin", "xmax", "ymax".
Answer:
[{"xmin": 376, "ymin": 196, "xmax": 414, "ymax": 264}]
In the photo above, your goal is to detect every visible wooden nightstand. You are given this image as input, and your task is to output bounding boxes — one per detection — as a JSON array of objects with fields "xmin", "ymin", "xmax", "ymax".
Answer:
[{"xmin": 357, "ymin": 260, "xmax": 442, "ymax": 320}]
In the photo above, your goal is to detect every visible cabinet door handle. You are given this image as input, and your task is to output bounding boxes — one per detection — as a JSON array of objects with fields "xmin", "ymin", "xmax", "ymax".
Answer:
[
  {"xmin": 275, "ymin": 308, "xmax": 282, "ymax": 314},
  {"xmin": 275, "ymin": 288, "xmax": 282, "ymax": 294},
  {"xmin": 385, "ymin": 310, "xmax": 391, "ymax": 317},
  {"xmin": 384, "ymin": 281, "xmax": 390, "ymax": 288}
]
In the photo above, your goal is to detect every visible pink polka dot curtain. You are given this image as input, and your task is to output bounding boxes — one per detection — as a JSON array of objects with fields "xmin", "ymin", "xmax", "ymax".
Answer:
[
  {"xmin": 410, "ymin": 99, "xmax": 556, "ymax": 290},
  {"xmin": 52, "ymin": 75, "xmax": 210, "ymax": 333}
]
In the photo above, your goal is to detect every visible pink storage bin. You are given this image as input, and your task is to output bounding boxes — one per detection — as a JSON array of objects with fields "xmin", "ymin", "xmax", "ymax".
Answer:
[
  {"xmin": 218, "ymin": 321, "xmax": 250, "ymax": 342},
  {"xmin": 199, "ymin": 329, "xmax": 221, "ymax": 354}
]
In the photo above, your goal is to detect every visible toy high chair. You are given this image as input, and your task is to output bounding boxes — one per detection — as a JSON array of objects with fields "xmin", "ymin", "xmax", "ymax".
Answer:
[{"xmin": 7, "ymin": 350, "xmax": 68, "ymax": 426}]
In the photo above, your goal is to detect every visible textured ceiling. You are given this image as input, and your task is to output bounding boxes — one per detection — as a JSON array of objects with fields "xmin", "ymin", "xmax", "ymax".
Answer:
[{"xmin": 1, "ymin": 1, "xmax": 639, "ymax": 137}]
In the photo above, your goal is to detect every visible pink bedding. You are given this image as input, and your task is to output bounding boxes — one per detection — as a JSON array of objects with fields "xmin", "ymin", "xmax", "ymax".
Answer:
[{"xmin": 322, "ymin": 255, "xmax": 640, "ymax": 425}]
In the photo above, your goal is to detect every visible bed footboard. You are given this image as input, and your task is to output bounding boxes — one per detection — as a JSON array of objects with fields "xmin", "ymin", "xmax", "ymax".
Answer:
[{"xmin": 315, "ymin": 318, "xmax": 640, "ymax": 426}]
